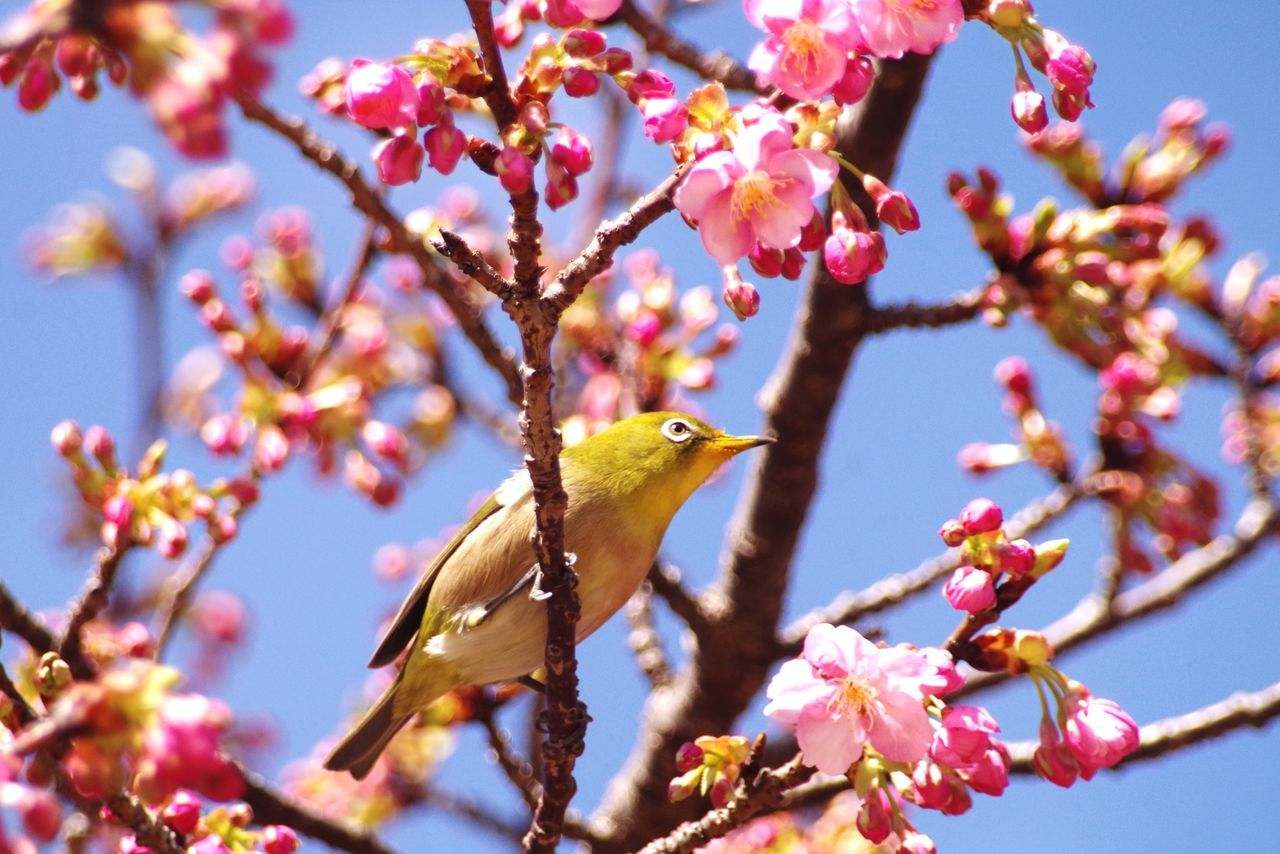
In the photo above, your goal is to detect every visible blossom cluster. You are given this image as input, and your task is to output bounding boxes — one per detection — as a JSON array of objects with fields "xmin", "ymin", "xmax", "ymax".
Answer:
[
  {"xmin": 1, "ymin": 0, "xmax": 294, "ymax": 157},
  {"xmin": 938, "ymin": 497, "xmax": 1068, "ymax": 613}
]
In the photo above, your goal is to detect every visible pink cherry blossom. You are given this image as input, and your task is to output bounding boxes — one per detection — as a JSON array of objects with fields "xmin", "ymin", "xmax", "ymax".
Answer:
[
  {"xmin": 929, "ymin": 704, "xmax": 999, "ymax": 767},
  {"xmin": 763, "ymin": 623, "xmax": 935, "ymax": 774},
  {"xmin": 824, "ymin": 210, "xmax": 886, "ymax": 284},
  {"xmin": 674, "ymin": 111, "xmax": 837, "ymax": 265},
  {"xmin": 373, "ymin": 132, "xmax": 424, "ymax": 186},
  {"xmin": 744, "ymin": 0, "xmax": 863, "ymax": 102},
  {"xmin": 851, "ymin": 0, "xmax": 964, "ymax": 60}
]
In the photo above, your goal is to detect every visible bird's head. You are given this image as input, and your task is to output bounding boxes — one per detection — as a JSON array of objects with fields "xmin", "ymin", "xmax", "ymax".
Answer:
[{"xmin": 564, "ymin": 412, "xmax": 773, "ymax": 523}]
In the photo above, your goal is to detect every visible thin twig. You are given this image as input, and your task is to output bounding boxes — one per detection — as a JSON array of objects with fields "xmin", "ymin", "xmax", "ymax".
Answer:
[
  {"xmin": 572, "ymin": 87, "xmax": 632, "ymax": 253},
  {"xmin": 865, "ymin": 286, "xmax": 988, "ymax": 334},
  {"xmin": 239, "ymin": 765, "xmax": 395, "ymax": 854},
  {"xmin": 431, "ymin": 229, "xmax": 512, "ymax": 299},
  {"xmin": 1006, "ymin": 679, "xmax": 1280, "ymax": 772},
  {"xmin": 417, "ymin": 785, "xmax": 526, "ymax": 843},
  {"xmin": 0, "ymin": 579, "xmax": 60, "ymax": 654},
  {"xmin": 646, "ymin": 560, "xmax": 713, "ymax": 640},
  {"xmin": 615, "ymin": 0, "xmax": 764, "ymax": 93},
  {"xmin": 59, "ymin": 545, "xmax": 125, "ymax": 679},
  {"xmin": 475, "ymin": 696, "xmax": 542, "ymax": 813},
  {"xmin": 776, "ymin": 482, "xmax": 1079, "ymax": 656},
  {"xmin": 626, "ymin": 582, "xmax": 674, "ymax": 689},
  {"xmin": 152, "ymin": 537, "xmax": 222, "ymax": 661},
  {"xmin": 231, "ymin": 91, "xmax": 523, "ymax": 406}
]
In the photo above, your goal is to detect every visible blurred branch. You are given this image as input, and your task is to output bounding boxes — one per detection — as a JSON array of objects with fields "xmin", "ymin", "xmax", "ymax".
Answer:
[
  {"xmin": 646, "ymin": 560, "xmax": 713, "ymax": 639},
  {"xmin": 572, "ymin": 87, "xmax": 631, "ymax": 252},
  {"xmin": 474, "ymin": 695, "xmax": 542, "ymax": 814},
  {"xmin": 626, "ymin": 583, "xmax": 674, "ymax": 689},
  {"xmin": 590, "ymin": 53, "xmax": 936, "ymax": 851},
  {"xmin": 633, "ymin": 755, "xmax": 813, "ymax": 854},
  {"xmin": 0, "ymin": 579, "xmax": 60, "ymax": 654},
  {"xmin": 293, "ymin": 221, "xmax": 380, "ymax": 390},
  {"xmin": 59, "ymin": 545, "xmax": 126, "ymax": 679},
  {"xmin": 1007, "ymin": 679, "xmax": 1280, "ymax": 773},
  {"xmin": 418, "ymin": 785, "xmax": 526, "ymax": 843},
  {"xmin": 776, "ymin": 482, "xmax": 1080, "ymax": 657},
  {"xmin": 239, "ymin": 766, "xmax": 394, "ymax": 854},
  {"xmin": 865, "ymin": 286, "xmax": 987, "ymax": 334},
  {"xmin": 104, "ymin": 792, "xmax": 184, "ymax": 854},
  {"xmin": 0, "ymin": 661, "xmax": 37, "ymax": 726},
  {"xmin": 614, "ymin": 1, "xmax": 764, "ymax": 93},
  {"xmin": 231, "ymin": 91, "xmax": 523, "ymax": 407},
  {"xmin": 958, "ymin": 498, "xmax": 1279, "ymax": 698}
]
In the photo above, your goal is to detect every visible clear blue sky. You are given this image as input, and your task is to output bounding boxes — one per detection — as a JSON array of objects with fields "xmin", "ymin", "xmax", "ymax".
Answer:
[{"xmin": 2, "ymin": 1, "xmax": 1278, "ymax": 851}]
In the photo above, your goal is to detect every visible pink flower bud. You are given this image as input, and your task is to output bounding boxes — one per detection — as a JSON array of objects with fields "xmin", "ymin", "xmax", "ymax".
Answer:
[
  {"xmin": 748, "ymin": 244, "xmax": 784, "ymax": 279},
  {"xmin": 253, "ymin": 424, "xmax": 290, "ymax": 472},
  {"xmin": 1045, "ymin": 42, "xmax": 1095, "ymax": 98},
  {"xmin": 262, "ymin": 826, "xmax": 300, "ymax": 854},
  {"xmin": 959, "ymin": 498, "xmax": 1003, "ymax": 535},
  {"xmin": 550, "ymin": 127, "xmax": 594, "ymax": 176},
  {"xmin": 1011, "ymin": 88, "xmax": 1048, "ymax": 133},
  {"xmin": 194, "ymin": 591, "xmax": 246, "ymax": 645},
  {"xmin": 495, "ymin": 145, "xmax": 534, "ymax": 194},
  {"xmin": 678, "ymin": 358, "xmax": 715, "ymax": 390},
  {"xmin": 798, "ymin": 212, "xmax": 827, "ymax": 252},
  {"xmin": 1033, "ymin": 719, "xmax": 1079, "ymax": 787},
  {"xmin": 201, "ymin": 414, "xmax": 248, "ymax": 456},
  {"xmin": 641, "ymin": 97, "xmax": 688, "ymax": 143},
  {"xmin": 938, "ymin": 519, "xmax": 966, "ymax": 547},
  {"xmin": 162, "ymin": 791, "xmax": 202, "ymax": 835},
  {"xmin": 833, "ymin": 56, "xmax": 874, "ymax": 106},
  {"xmin": 362, "ymin": 420, "xmax": 410, "ymax": 469},
  {"xmin": 722, "ymin": 268, "xmax": 760, "ymax": 321},
  {"xmin": 84, "ymin": 425, "xmax": 116, "ymax": 465},
  {"xmin": 51, "ymin": 419, "xmax": 83, "ymax": 456},
  {"xmin": 930, "ymin": 705, "xmax": 999, "ymax": 768},
  {"xmin": 575, "ymin": 0, "xmax": 623, "ymax": 19},
  {"xmin": 19, "ymin": 788, "xmax": 61, "ymax": 841},
  {"xmin": 345, "ymin": 61, "xmax": 418, "ymax": 131},
  {"xmin": 598, "ymin": 47, "xmax": 633, "ymax": 74},
  {"xmin": 900, "ymin": 831, "xmax": 938, "ymax": 854},
  {"xmin": 628, "ymin": 69, "xmax": 676, "ymax": 103},
  {"xmin": 416, "ymin": 75, "xmax": 446, "ymax": 126},
  {"xmin": 562, "ymin": 66, "xmax": 600, "ymax": 97},
  {"xmin": 562, "ymin": 28, "xmax": 607, "ymax": 58},
  {"xmin": 855, "ymin": 789, "xmax": 891, "ymax": 844},
  {"xmin": 372, "ymin": 543, "xmax": 412, "ymax": 581},
  {"xmin": 626, "ymin": 310, "xmax": 661, "ymax": 347},
  {"xmin": 373, "ymin": 132, "xmax": 424, "ymax": 186},
  {"xmin": 18, "ymin": 56, "xmax": 58, "ymax": 112},
  {"xmin": 824, "ymin": 211, "xmax": 886, "ymax": 285},
  {"xmin": 999, "ymin": 539, "xmax": 1035, "ymax": 577},
  {"xmin": 963, "ymin": 742, "xmax": 1011, "ymax": 795},
  {"xmin": 942, "ymin": 566, "xmax": 996, "ymax": 612},
  {"xmin": 201, "ymin": 299, "xmax": 236, "ymax": 333},
  {"xmin": 862, "ymin": 174, "xmax": 920, "ymax": 234},
  {"xmin": 425, "ymin": 116, "xmax": 466, "ymax": 175},
  {"xmin": 212, "ymin": 515, "xmax": 239, "ymax": 543},
  {"xmin": 779, "ymin": 248, "xmax": 805, "ymax": 280},
  {"xmin": 674, "ymin": 741, "xmax": 704, "ymax": 773},
  {"xmin": 544, "ymin": 163, "xmax": 579, "ymax": 210},
  {"xmin": 158, "ymin": 518, "xmax": 189, "ymax": 559},
  {"xmin": 1062, "ymin": 693, "xmax": 1140, "ymax": 772}
]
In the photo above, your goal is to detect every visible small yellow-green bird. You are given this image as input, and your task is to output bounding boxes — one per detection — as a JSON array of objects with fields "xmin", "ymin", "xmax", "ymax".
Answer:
[{"xmin": 324, "ymin": 411, "xmax": 771, "ymax": 778}]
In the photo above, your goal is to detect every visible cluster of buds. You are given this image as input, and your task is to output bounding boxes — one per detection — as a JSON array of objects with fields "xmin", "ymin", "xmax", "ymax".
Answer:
[
  {"xmin": 8, "ymin": 662, "xmax": 243, "ymax": 804},
  {"xmin": 960, "ymin": 357, "xmax": 1072, "ymax": 479},
  {"xmin": 824, "ymin": 161, "xmax": 925, "ymax": 287},
  {"xmin": 667, "ymin": 735, "xmax": 751, "ymax": 809},
  {"xmin": 1028, "ymin": 667, "xmax": 1140, "ymax": 787},
  {"xmin": 52, "ymin": 422, "xmax": 248, "ymax": 556},
  {"xmin": 1, "ymin": 0, "xmax": 293, "ymax": 157},
  {"xmin": 173, "ymin": 207, "xmax": 460, "ymax": 507},
  {"xmin": 493, "ymin": 0, "xmax": 622, "ymax": 42},
  {"xmin": 0, "ymin": 736, "xmax": 62, "ymax": 850},
  {"xmin": 974, "ymin": 0, "xmax": 1095, "ymax": 130},
  {"xmin": 938, "ymin": 498, "xmax": 1069, "ymax": 613},
  {"xmin": 25, "ymin": 151, "xmax": 254, "ymax": 280},
  {"xmin": 558, "ymin": 250, "xmax": 738, "ymax": 424},
  {"xmin": 118, "ymin": 793, "xmax": 298, "ymax": 854}
]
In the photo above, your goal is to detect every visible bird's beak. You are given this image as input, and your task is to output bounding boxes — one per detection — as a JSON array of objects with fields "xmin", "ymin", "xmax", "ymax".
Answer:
[{"xmin": 713, "ymin": 433, "xmax": 776, "ymax": 455}]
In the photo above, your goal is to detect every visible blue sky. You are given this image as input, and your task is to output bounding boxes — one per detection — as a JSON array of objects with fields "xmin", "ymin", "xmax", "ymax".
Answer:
[{"xmin": 1, "ymin": 1, "xmax": 1278, "ymax": 851}]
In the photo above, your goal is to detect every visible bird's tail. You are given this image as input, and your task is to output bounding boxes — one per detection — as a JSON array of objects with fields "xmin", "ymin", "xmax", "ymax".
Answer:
[{"xmin": 324, "ymin": 676, "xmax": 414, "ymax": 780}]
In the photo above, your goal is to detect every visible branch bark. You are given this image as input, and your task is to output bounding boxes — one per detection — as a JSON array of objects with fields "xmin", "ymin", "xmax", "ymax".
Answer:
[
  {"xmin": 614, "ymin": 1, "xmax": 764, "ymax": 93},
  {"xmin": 589, "ymin": 53, "xmax": 936, "ymax": 850}
]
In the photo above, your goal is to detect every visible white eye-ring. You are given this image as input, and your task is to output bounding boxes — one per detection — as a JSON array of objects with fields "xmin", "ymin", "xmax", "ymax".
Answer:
[{"xmin": 661, "ymin": 417, "xmax": 694, "ymax": 443}]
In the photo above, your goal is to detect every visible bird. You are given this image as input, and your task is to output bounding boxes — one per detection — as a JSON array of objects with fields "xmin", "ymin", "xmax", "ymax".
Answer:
[{"xmin": 324, "ymin": 411, "xmax": 772, "ymax": 779}]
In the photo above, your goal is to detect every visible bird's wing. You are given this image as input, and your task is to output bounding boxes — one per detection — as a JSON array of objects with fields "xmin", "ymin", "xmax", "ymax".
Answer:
[{"xmin": 366, "ymin": 470, "xmax": 532, "ymax": 668}]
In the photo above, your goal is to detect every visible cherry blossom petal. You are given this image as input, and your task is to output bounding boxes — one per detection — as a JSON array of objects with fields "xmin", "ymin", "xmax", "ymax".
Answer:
[
  {"xmin": 796, "ymin": 714, "xmax": 865, "ymax": 775},
  {"xmin": 868, "ymin": 689, "xmax": 934, "ymax": 762},
  {"xmin": 763, "ymin": 659, "xmax": 832, "ymax": 725},
  {"xmin": 674, "ymin": 152, "xmax": 740, "ymax": 220},
  {"xmin": 770, "ymin": 148, "xmax": 838, "ymax": 197},
  {"xmin": 803, "ymin": 623, "xmax": 878, "ymax": 680},
  {"xmin": 699, "ymin": 191, "xmax": 755, "ymax": 265}
]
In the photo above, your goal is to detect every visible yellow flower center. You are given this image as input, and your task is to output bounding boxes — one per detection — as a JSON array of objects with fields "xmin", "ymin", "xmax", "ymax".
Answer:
[
  {"xmin": 828, "ymin": 675, "xmax": 878, "ymax": 719},
  {"xmin": 781, "ymin": 19, "xmax": 825, "ymax": 80},
  {"xmin": 731, "ymin": 170, "xmax": 792, "ymax": 222}
]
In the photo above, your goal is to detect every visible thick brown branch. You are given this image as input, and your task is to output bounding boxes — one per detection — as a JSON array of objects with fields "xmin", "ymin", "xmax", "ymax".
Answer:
[
  {"xmin": 239, "ymin": 765, "xmax": 394, "ymax": 854},
  {"xmin": 544, "ymin": 165, "xmax": 689, "ymax": 314},
  {"xmin": 865, "ymin": 286, "xmax": 987, "ymax": 334},
  {"xmin": 633, "ymin": 756, "xmax": 813, "ymax": 854},
  {"xmin": 1007, "ymin": 680, "xmax": 1280, "ymax": 773},
  {"xmin": 615, "ymin": 1, "xmax": 764, "ymax": 93},
  {"xmin": 231, "ymin": 91, "xmax": 523, "ymax": 406},
  {"xmin": 464, "ymin": 0, "xmax": 519, "ymax": 129},
  {"xmin": 590, "ymin": 53, "xmax": 936, "ymax": 851},
  {"xmin": 778, "ymin": 483, "xmax": 1079, "ymax": 657},
  {"xmin": 59, "ymin": 545, "xmax": 125, "ymax": 679},
  {"xmin": 958, "ymin": 499, "xmax": 1279, "ymax": 698}
]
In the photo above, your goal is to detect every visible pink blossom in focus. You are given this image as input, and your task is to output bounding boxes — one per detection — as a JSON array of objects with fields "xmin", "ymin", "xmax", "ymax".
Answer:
[
  {"xmin": 425, "ymin": 115, "xmax": 467, "ymax": 175},
  {"xmin": 942, "ymin": 566, "xmax": 995, "ymax": 612},
  {"xmin": 1062, "ymin": 692, "xmax": 1140, "ymax": 772},
  {"xmin": 824, "ymin": 209, "xmax": 885, "ymax": 284},
  {"xmin": 641, "ymin": 97, "xmax": 688, "ymax": 143},
  {"xmin": 959, "ymin": 497, "xmax": 1003, "ymax": 534},
  {"xmin": 833, "ymin": 55, "xmax": 876, "ymax": 105},
  {"xmin": 961, "ymin": 743, "xmax": 1011, "ymax": 796},
  {"xmin": 929, "ymin": 705, "xmax": 999, "ymax": 767},
  {"xmin": 373, "ymin": 132, "xmax": 424, "ymax": 186},
  {"xmin": 744, "ymin": 0, "xmax": 863, "ymax": 102},
  {"xmin": 1033, "ymin": 718, "xmax": 1079, "ymax": 787},
  {"xmin": 344, "ymin": 61, "xmax": 418, "ymax": 131},
  {"xmin": 675, "ymin": 111, "xmax": 837, "ymax": 265},
  {"xmin": 851, "ymin": 0, "xmax": 964, "ymax": 59},
  {"xmin": 763, "ymin": 623, "xmax": 934, "ymax": 774},
  {"xmin": 495, "ymin": 145, "xmax": 535, "ymax": 194}
]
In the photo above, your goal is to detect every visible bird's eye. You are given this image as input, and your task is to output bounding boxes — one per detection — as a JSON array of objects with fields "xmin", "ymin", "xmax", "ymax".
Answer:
[{"xmin": 661, "ymin": 418, "xmax": 694, "ymax": 443}]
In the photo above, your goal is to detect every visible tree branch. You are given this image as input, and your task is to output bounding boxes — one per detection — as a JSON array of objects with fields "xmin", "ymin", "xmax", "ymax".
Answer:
[
  {"xmin": 239, "ymin": 766, "xmax": 394, "ymax": 854},
  {"xmin": 865, "ymin": 286, "xmax": 987, "ymax": 335},
  {"xmin": 474, "ymin": 695, "xmax": 542, "ymax": 814},
  {"xmin": 293, "ymin": 221, "xmax": 380, "ymax": 390},
  {"xmin": 0, "ymin": 579, "xmax": 60, "ymax": 654},
  {"xmin": 104, "ymin": 791, "xmax": 185, "ymax": 854},
  {"xmin": 776, "ymin": 482, "xmax": 1079, "ymax": 656},
  {"xmin": 431, "ymin": 229, "xmax": 513, "ymax": 299},
  {"xmin": 646, "ymin": 560, "xmax": 713, "ymax": 640},
  {"xmin": 626, "ymin": 582, "xmax": 674, "ymax": 689},
  {"xmin": 231, "ymin": 91, "xmax": 523, "ymax": 407},
  {"xmin": 590, "ymin": 53, "xmax": 937, "ymax": 851},
  {"xmin": 1006, "ymin": 680, "xmax": 1280, "ymax": 772},
  {"xmin": 614, "ymin": 1, "xmax": 764, "ymax": 93},
  {"xmin": 59, "ymin": 545, "xmax": 125, "ymax": 679}
]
